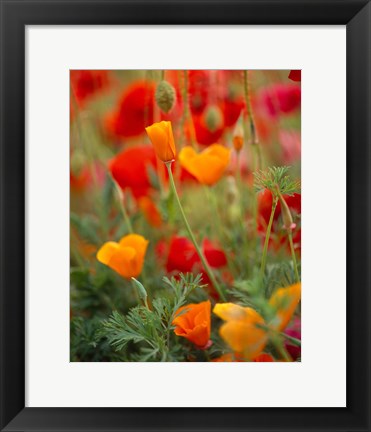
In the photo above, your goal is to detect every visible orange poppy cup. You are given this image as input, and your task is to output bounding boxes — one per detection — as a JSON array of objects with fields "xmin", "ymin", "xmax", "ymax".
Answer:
[
  {"xmin": 172, "ymin": 300, "xmax": 211, "ymax": 348},
  {"xmin": 97, "ymin": 234, "xmax": 149, "ymax": 279}
]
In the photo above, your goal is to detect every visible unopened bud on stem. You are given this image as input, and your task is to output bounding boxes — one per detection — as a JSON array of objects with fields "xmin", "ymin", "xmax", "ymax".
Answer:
[
  {"xmin": 278, "ymin": 192, "xmax": 296, "ymax": 232},
  {"xmin": 204, "ymin": 105, "xmax": 223, "ymax": 132},
  {"xmin": 155, "ymin": 80, "xmax": 176, "ymax": 114},
  {"xmin": 131, "ymin": 277, "xmax": 149, "ymax": 308},
  {"xmin": 232, "ymin": 122, "xmax": 244, "ymax": 152}
]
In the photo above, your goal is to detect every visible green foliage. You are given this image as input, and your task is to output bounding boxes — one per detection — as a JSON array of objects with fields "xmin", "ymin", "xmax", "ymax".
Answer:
[
  {"xmin": 70, "ymin": 266, "xmax": 132, "ymax": 315},
  {"xmin": 70, "ymin": 213, "xmax": 101, "ymax": 245},
  {"xmin": 146, "ymin": 164, "xmax": 161, "ymax": 191},
  {"xmin": 70, "ymin": 316, "xmax": 124, "ymax": 362},
  {"xmin": 99, "ymin": 273, "xmax": 204, "ymax": 361},
  {"xmin": 265, "ymin": 261, "xmax": 299, "ymax": 298},
  {"xmin": 227, "ymin": 261, "xmax": 298, "ymax": 320},
  {"xmin": 254, "ymin": 166, "xmax": 301, "ymax": 196}
]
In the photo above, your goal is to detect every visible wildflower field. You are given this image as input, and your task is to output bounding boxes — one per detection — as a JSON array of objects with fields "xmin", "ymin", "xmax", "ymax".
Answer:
[{"xmin": 70, "ymin": 70, "xmax": 301, "ymax": 362}]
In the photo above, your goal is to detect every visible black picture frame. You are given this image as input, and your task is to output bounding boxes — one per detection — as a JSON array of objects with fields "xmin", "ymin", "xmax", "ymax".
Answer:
[{"xmin": 1, "ymin": 0, "xmax": 370, "ymax": 431}]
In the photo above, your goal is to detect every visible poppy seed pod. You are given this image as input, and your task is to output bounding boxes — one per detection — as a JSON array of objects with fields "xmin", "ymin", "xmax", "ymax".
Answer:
[
  {"xmin": 155, "ymin": 80, "xmax": 176, "ymax": 114},
  {"xmin": 204, "ymin": 105, "xmax": 224, "ymax": 132}
]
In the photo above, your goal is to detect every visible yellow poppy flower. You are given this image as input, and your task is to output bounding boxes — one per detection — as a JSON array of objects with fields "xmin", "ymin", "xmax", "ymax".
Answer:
[
  {"xmin": 213, "ymin": 283, "xmax": 301, "ymax": 360},
  {"xmin": 179, "ymin": 144, "xmax": 231, "ymax": 186},
  {"xmin": 214, "ymin": 303, "xmax": 267, "ymax": 360},
  {"xmin": 268, "ymin": 283, "xmax": 301, "ymax": 331},
  {"xmin": 145, "ymin": 121, "xmax": 176, "ymax": 163},
  {"xmin": 96, "ymin": 234, "xmax": 149, "ymax": 279}
]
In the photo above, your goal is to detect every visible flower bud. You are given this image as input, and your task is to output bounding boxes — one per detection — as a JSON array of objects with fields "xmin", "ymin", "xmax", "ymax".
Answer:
[
  {"xmin": 70, "ymin": 150, "xmax": 85, "ymax": 175},
  {"xmin": 155, "ymin": 80, "xmax": 176, "ymax": 114},
  {"xmin": 145, "ymin": 121, "xmax": 176, "ymax": 163},
  {"xmin": 279, "ymin": 195, "xmax": 296, "ymax": 232},
  {"xmin": 232, "ymin": 123, "xmax": 244, "ymax": 152},
  {"xmin": 204, "ymin": 105, "xmax": 223, "ymax": 132},
  {"xmin": 227, "ymin": 204, "xmax": 241, "ymax": 226},
  {"xmin": 131, "ymin": 277, "xmax": 148, "ymax": 303},
  {"xmin": 225, "ymin": 175, "xmax": 239, "ymax": 205}
]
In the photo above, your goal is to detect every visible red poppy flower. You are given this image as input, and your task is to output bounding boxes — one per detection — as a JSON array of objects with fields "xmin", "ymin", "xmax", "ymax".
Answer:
[
  {"xmin": 257, "ymin": 189, "xmax": 301, "ymax": 253},
  {"xmin": 188, "ymin": 71, "xmax": 245, "ymax": 143},
  {"xmin": 192, "ymin": 114, "xmax": 224, "ymax": 146},
  {"xmin": 257, "ymin": 189, "xmax": 282, "ymax": 232},
  {"xmin": 253, "ymin": 353, "xmax": 274, "ymax": 362},
  {"xmin": 104, "ymin": 80, "xmax": 155, "ymax": 139},
  {"xmin": 70, "ymin": 70, "xmax": 110, "ymax": 106},
  {"xmin": 188, "ymin": 70, "xmax": 211, "ymax": 115},
  {"xmin": 288, "ymin": 70, "xmax": 301, "ymax": 82},
  {"xmin": 261, "ymin": 84, "xmax": 301, "ymax": 118},
  {"xmin": 284, "ymin": 192, "xmax": 301, "ymax": 215},
  {"xmin": 257, "ymin": 190, "xmax": 301, "ymax": 229},
  {"xmin": 163, "ymin": 236, "xmax": 228, "ymax": 297},
  {"xmin": 109, "ymin": 145, "xmax": 157, "ymax": 199},
  {"xmin": 203, "ymin": 239, "xmax": 228, "ymax": 268},
  {"xmin": 70, "ymin": 167, "xmax": 91, "ymax": 191},
  {"xmin": 165, "ymin": 236, "xmax": 200, "ymax": 274},
  {"xmin": 284, "ymin": 317, "xmax": 301, "ymax": 360},
  {"xmin": 221, "ymin": 95, "xmax": 245, "ymax": 128},
  {"xmin": 70, "ymin": 162, "xmax": 105, "ymax": 192}
]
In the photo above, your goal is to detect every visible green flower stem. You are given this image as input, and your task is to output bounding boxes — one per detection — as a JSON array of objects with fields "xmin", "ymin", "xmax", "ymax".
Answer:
[
  {"xmin": 112, "ymin": 178, "xmax": 133, "ymax": 234},
  {"xmin": 204, "ymin": 186, "xmax": 224, "ymax": 241},
  {"xmin": 258, "ymin": 323, "xmax": 302, "ymax": 348},
  {"xmin": 236, "ymin": 150, "xmax": 242, "ymax": 190},
  {"xmin": 70, "ymin": 231, "xmax": 86, "ymax": 268},
  {"xmin": 280, "ymin": 331, "xmax": 301, "ymax": 347},
  {"xmin": 204, "ymin": 186, "xmax": 242, "ymax": 277},
  {"xmin": 288, "ymin": 232, "xmax": 300, "ymax": 282},
  {"xmin": 260, "ymin": 195, "xmax": 279, "ymax": 279},
  {"xmin": 166, "ymin": 162, "xmax": 226, "ymax": 301},
  {"xmin": 179, "ymin": 70, "xmax": 189, "ymax": 147},
  {"xmin": 271, "ymin": 335, "xmax": 292, "ymax": 362},
  {"xmin": 243, "ymin": 70, "xmax": 262, "ymax": 170}
]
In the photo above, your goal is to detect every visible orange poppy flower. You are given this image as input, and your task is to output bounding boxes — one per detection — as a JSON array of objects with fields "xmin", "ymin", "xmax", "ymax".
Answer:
[
  {"xmin": 211, "ymin": 352, "xmax": 274, "ymax": 362},
  {"xmin": 179, "ymin": 144, "xmax": 231, "ymax": 186},
  {"xmin": 268, "ymin": 283, "xmax": 301, "ymax": 331},
  {"xmin": 211, "ymin": 353, "xmax": 243, "ymax": 362},
  {"xmin": 172, "ymin": 300, "xmax": 211, "ymax": 348},
  {"xmin": 213, "ymin": 303, "xmax": 268, "ymax": 360},
  {"xmin": 213, "ymin": 283, "xmax": 301, "ymax": 360},
  {"xmin": 145, "ymin": 121, "xmax": 176, "ymax": 163},
  {"xmin": 232, "ymin": 123, "xmax": 244, "ymax": 152},
  {"xmin": 138, "ymin": 197, "xmax": 162, "ymax": 227},
  {"xmin": 96, "ymin": 234, "xmax": 149, "ymax": 279},
  {"xmin": 254, "ymin": 353, "xmax": 274, "ymax": 362}
]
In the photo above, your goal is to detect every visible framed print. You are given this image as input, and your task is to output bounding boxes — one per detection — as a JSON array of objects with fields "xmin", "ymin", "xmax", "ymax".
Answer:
[{"xmin": 0, "ymin": 0, "xmax": 370, "ymax": 431}]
